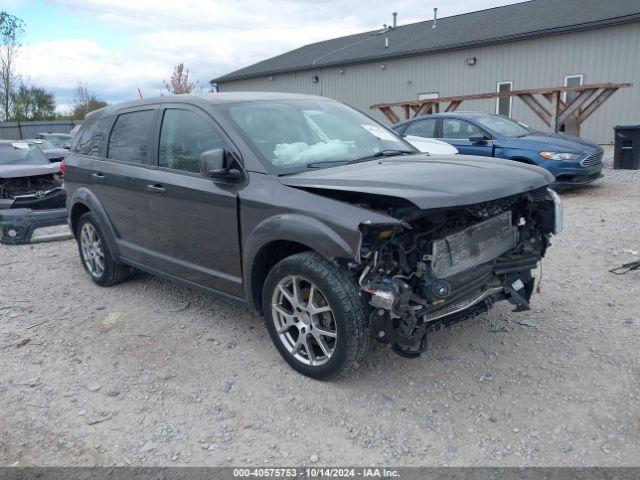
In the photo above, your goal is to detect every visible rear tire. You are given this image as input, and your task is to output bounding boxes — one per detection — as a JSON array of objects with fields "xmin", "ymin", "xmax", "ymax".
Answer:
[
  {"xmin": 262, "ymin": 252, "xmax": 371, "ymax": 379},
  {"xmin": 76, "ymin": 212, "xmax": 130, "ymax": 287}
]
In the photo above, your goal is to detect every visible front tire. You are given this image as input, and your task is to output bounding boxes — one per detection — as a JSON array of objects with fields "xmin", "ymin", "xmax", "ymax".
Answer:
[
  {"xmin": 262, "ymin": 252, "xmax": 371, "ymax": 379},
  {"xmin": 76, "ymin": 212, "xmax": 130, "ymax": 287}
]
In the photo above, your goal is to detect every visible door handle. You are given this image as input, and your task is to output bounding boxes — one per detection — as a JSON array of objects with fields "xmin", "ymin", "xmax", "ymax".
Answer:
[
  {"xmin": 92, "ymin": 172, "xmax": 105, "ymax": 180},
  {"xmin": 146, "ymin": 184, "xmax": 166, "ymax": 193}
]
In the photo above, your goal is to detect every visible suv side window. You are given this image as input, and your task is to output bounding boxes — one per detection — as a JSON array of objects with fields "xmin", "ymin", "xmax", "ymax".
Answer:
[
  {"xmin": 442, "ymin": 119, "xmax": 481, "ymax": 139},
  {"xmin": 74, "ymin": 116, "xmax": 113, "ymax": 156},
  {"xmin": 108, "ymin": 110, "xmax": 156, "ymax": 163},
  {"xmin": 159, "ymin": 108, "xmax": 228, "ymax": 173},
  {"xmin": 404, "ymin": 118, "xmax": 437, "ymax": 138}
]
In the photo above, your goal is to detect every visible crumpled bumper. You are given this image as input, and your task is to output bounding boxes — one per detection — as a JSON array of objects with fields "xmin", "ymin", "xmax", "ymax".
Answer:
[{"xmin": 0, "ymin": 207, "xmax": 69, "ymax": 245}]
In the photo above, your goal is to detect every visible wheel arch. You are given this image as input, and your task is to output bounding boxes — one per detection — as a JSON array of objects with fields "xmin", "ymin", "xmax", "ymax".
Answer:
[
  {"xmin": 68, "ymin": 187, "xmax": 121, "ymax": 257},
  {"xmin": 243, "ymin": 214, "xmax": 360, "ymax": 313}
]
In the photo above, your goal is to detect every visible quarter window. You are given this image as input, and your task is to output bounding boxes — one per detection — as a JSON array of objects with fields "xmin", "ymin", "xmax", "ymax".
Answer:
[
  {"xmin": 404, "ymin": 118, "xmax": 437, "ymax": 138},
  {"xmin": 442, "ymin": 119, "xmax": 481, "ymax": 140},
  {"xmin": 107, "ymin": 110, "xmax": 155, "ymax": 163},
  {"xmin": 496, "ymin": 81, "xmax": 513, "ymax": 117},
  {"xmin": 159, "ymin": 109, "xmax": 228, "ymax": 173},
  {"xmin": 74, "ymin": 116, "xmax": 112, "ymax": 157}
]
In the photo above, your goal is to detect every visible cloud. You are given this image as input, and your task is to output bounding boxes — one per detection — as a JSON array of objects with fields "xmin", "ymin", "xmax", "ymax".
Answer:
[{"xmin": 19, "ymin": 0, "xmax": 526, "ymax": 111}]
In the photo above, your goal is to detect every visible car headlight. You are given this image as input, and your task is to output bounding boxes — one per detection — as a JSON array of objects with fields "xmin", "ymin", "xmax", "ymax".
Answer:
[
  {"xmin": 547, "ymin": 188, "xmax": 563, "ymax": 234},
  {"xmin": 539, "ymin": 151, "xmax": 580, "ymax": 160}
]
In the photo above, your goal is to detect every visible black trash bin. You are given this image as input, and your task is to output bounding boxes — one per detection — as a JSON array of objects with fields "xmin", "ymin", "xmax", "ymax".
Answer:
[{"xmin": 613, "ymin": 124, "xmax": 640, "ymax": 170}]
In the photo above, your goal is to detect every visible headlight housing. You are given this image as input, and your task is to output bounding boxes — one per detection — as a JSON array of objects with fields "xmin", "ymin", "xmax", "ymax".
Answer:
[
  {"xmin": 547, "ymin": 188, "xmax": 563, "ymax": 234},
  {"xmin": 539, "ymin": 151, "xmax": 580, "ymax": 161}
]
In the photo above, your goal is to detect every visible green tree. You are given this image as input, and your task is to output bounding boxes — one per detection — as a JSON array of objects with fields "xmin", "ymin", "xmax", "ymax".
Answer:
[
  {"xmin": 0, "ymin": 12, "xmax": 25, "ymax": 121},
  {"xmin": 71, "ymin": 83, "xmax": 107, "ymax": 120},
  {"xmin": 10, "ymin": 83, "xmax": 56, "ymax": 120}
]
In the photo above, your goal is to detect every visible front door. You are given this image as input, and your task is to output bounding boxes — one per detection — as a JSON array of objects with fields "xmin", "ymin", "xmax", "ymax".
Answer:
[
  {"xmin": 145, "ymin": 105, "xmax": 244, "ymax": 296},
  {"xmin": 440, "ymin": 118, "xmax": 494, "ymax": 157}
]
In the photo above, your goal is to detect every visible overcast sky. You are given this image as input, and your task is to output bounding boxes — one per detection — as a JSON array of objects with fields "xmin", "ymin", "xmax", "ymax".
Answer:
[{"xmin": 8, "ymin": 0, "xmax": 527, "ymax": 113}]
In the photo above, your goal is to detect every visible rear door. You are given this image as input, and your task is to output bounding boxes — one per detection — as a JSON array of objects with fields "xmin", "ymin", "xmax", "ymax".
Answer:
[
  {"xmin": 144, "ymin": 104, "xmax": 244, "ymax": 296},
  {"xmin": 85, "ymin": 106, "xmax": 160, "ymax": 263},
  {"xmin": 440, "ymin": 118, "xmax": 494, "ymax": 156}
]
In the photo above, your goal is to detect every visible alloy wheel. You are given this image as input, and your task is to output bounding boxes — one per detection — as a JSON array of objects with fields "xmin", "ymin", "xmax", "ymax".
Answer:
[
  {"xmin": 271, "ymin": 275, "xmax": 338, "ymax": 366},
  {"xmin": 80, "ymin": 222, "xmax": 105, "ymax": 277}
]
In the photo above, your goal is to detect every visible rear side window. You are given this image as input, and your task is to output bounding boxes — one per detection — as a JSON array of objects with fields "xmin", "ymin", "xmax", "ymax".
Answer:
[
  {"xmin": 74, "ymin": 116, "xmax": 113, "ymax": 156},
  {"xmin": 404, "ymin": 118, "xmax": 437, "ymax": 138},
  {"xmin": 108, "ymin": 110, "xmax": 155, "ymax": 163},
  {"xmin": 442, "ymin": 119, "xmax": 481, "ymax": 139},
  {"xmin": 159, "ymin": 109, "xmax": 228, "ymax": 173}
]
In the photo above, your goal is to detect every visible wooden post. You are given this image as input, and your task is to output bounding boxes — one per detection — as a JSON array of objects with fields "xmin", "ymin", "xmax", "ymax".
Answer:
[
  {"xmin": 549, "ymin": 92, "xmax": 559, "ymax": 133},
  {"xmin": 518, "ymin": 94, "xmax": 551, "ymax": 126}
]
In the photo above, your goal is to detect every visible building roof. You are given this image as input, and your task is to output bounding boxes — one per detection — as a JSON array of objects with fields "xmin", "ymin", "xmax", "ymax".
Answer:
[{"xmin": 214, "ymin": 0, "xmax": 640, "ymax": 83}]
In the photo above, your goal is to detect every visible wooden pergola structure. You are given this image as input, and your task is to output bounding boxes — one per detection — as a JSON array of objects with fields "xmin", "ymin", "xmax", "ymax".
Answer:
[{"xmin": 371, "ymin": 82, "xmax": 631, "ymax": 136}]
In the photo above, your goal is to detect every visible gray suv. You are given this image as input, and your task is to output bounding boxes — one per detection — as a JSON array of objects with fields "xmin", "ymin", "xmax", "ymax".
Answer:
[{"xmin": 65, "ymin": 93, "xmax": 562, "ymax": 379}]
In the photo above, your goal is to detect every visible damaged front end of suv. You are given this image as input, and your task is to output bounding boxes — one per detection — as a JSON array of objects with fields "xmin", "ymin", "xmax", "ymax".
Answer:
[{"xmin": 354, "ymin": 186, "xmax": 562, "ymax": 357}]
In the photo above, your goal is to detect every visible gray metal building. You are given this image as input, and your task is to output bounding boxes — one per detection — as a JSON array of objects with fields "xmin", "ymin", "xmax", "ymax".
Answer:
[{"xmin": 213, "ymin": 0, "xmax": 640, "ymax": 144}]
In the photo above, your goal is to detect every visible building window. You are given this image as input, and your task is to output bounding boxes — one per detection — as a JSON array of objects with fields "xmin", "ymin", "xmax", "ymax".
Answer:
[
  {"xmin": 418, "ymin": 92, "xmax": 439, "ymax": 101},
  {"xmin": 563, "ymin": 74, "xmax": 584, "ymax": 103},
  {"xmin": 496, "ymin": 81, "xmax": 513, "ymax": 117}
]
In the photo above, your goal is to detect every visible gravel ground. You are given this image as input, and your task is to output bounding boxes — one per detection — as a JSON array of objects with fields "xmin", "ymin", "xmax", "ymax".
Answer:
[{"xmin": 1, "ymin": 149, "xmax": 639, "ymax": 467}]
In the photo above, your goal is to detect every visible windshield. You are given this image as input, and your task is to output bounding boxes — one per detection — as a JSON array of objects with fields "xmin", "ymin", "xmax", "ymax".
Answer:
[
  {"xmin": 28, "ymin": 139, "xmax": 56, "ymax": 149},
  {"xmin": 222, "ymin": 100, "xmax": 416, "ymax": 173},
  {"xmin": 0, "ymin": 143, "xmax": 50, "ymax": 166},
  {"xmin": 474, "ymin": 115, "xmax": 532, "ymax": 138},
  {"xmin": 42, "ymin": 134, "xmax": 71, "ymax": 147}
]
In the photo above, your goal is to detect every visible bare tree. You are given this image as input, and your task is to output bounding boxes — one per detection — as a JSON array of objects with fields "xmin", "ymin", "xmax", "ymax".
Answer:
[
  {"xmin": 72, "ymin": 83, "xmax": 107, "ymax": 120},
  {"xmin": 163, "ymin": 63, "xmax": 197, "ymax": 95},
  {"xmin": 0, "ymin": 12, "xmax": 24, "ymax": 121}
]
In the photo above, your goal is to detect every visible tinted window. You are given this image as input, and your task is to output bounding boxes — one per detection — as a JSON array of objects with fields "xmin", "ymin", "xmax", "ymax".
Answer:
[
  {"xmin": 108, "ymin": 110, "xmax": 155, "ymax": 163},
  {"xmin": 404, "ymin": 118, "xmax": 437, "ymax": 138},
  {"xmin": 442, "ymin": 119, "xmax": 481, "ymax": 139},
  {"xmin": 159, "ymin": 109, "xmax": 228, "ymax": 173},
  {"xmin": 74, "ymin": 116, "xmax": 113, "ymax": 156}
]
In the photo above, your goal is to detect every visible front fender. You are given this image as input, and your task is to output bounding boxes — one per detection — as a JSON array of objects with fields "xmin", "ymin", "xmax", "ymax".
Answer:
[
  {"xmin": 69, "ymin": 187, "xmax": 120, "ymax": 257},
  {"xmin": 245, "ymin": 213, "xmax": 358, "ymax": 263},
  {"xmin": 242, "ymin": 213, "xmax": 363, "ymax": 309}
]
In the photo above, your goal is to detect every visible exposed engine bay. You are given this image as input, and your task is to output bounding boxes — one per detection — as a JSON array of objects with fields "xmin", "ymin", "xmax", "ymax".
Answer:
[
  {"xmin": 355, "ymin": 186, "xmax": 561, "ymax": 358},
  {"xmin": 0, "ymin": 172, "xmax": 65, "ymax": 210}
]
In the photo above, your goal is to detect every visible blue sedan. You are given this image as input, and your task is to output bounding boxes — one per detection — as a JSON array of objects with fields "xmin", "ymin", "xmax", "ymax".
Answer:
[{"xmin": 392, "ymin": 112, "xmax": 604, "ymax": 189}]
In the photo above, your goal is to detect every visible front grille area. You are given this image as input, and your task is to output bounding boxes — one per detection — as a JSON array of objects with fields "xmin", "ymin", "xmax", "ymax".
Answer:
[
  {"xmin": 580, "ymin": 151, "xmax": 603, "ymax": 167},
  {"xmin": 431, "ymin": 211, "xmax": 517, "ymax": 278},
  {"xmin": 12, "ymin": 188, "xmax": 66, "ymax": 210},
  {"xmin": 423, "ymin": 286, "xmax": 503, "ymax": 323},
  {"xmin": 556, "ymin": 172, "xmax": 603, "ymax": 183},
  {"xmin": 464, "ymin": 186, "xmax": 550, "ymax": 219}
]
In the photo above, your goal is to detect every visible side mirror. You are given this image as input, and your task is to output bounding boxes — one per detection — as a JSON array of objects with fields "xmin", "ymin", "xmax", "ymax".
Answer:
[
  {"xmin": 199, "ymin": 148, "xmax": 243, "ymax": 180},
  {"xmin": 469, "ymin": 133, "xmax": 488, "ymax": 144}
]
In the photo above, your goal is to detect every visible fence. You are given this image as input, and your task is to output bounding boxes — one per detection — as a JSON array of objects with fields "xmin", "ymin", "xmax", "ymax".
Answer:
[{"xmin": 0, "ymin": 120, "xmax": 79, "ymax": 140}]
